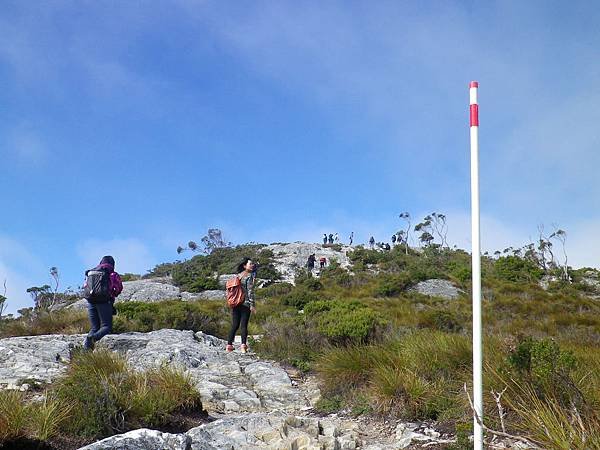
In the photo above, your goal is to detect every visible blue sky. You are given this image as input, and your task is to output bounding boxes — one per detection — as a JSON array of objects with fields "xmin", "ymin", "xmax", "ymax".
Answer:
[{"xmin": 1, "ymin": 1, "xmax": 600, "ymax": 313}]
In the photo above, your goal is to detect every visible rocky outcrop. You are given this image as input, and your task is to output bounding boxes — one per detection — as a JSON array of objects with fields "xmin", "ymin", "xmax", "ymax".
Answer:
[
  {"xmin": 62, "ymin": 279, "xmax": 227, "ymax": 311},
  {"xmin": 78, "ymin": 413, "xmax": 360, "ymax": 450},
  {"xmin": 78, "ymin": 429, "xmax": 191, "ymax": 450},
  {"xmin": 264, "ymin": 242, "xmax": 353, "ymax": 284},
  {"xmin": 0, "ymin": 329, "xmax": 305, "ymax": 414},
  {"xmin": 412, "ymin": 279, "xmax": 463, "ymax": 300}
]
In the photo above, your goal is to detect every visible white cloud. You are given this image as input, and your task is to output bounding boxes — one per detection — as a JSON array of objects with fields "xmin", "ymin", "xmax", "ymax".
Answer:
[{"xmin": 77, "ymin": 238, "xmax": 156, "ymax": 275}]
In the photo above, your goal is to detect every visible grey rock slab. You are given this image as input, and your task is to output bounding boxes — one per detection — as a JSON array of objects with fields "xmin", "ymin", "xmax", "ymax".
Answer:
[
  {"xmin": 0, "ymin": 334, "xmax": 80, "ymax": 388},
  {"xmin": 0, "ymin": 329, "xmax": 308, "ymax": 414},
  {"xmin": 184, "ymin": 290, "xmax": 226, "ymax": 301},
  {"xmin": 187, "ymin": 412, "xmax": 359, "ymax": 450},
  {"xmin": 118, "ymin": 280, "xmax": 182, "ymax": 302},
  {"xmin": 412, "ymin": 279, "xmax": 462, "ymax": 300},
  {"xmin": 77, "ymin": 428, "xmax": 191, "ymax": 450}
]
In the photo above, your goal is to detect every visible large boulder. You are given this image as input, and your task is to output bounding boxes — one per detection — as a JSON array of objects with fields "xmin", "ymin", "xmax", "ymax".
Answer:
[
  {"xmin": 0, "ymin": 329, "xmax": 307, "ymax": 414},
  {"xmin": 78, "ymin": 429, "xmax": 191, "ymax": 450},
  {"xmin": 412, "ymin": 279, "xmax": 462, "ymax": 300},
  {"xmin": 118, "ymin": 280, "xmax": 182, "ymax": 302}
]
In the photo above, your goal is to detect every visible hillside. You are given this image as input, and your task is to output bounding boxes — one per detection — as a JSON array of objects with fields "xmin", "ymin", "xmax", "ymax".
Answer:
[{"xmin": 1, "ymin": 241, "xmax": 600, "ymax": 449}]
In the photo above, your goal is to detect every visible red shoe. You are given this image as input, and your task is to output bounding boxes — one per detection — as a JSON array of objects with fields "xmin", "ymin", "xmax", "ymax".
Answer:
[
  {"xmin": 226, "ymin": 344, "xmax": 234, "ymax": 353},
  {"xmin": 241, "ymin": 344, "xmax": 248, "ymax": 353}
]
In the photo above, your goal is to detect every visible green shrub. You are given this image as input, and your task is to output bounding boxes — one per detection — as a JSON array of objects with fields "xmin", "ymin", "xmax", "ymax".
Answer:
[
  {"xmin": 257, "ymin": 282, "xmax": 294, "ymax": 298},
  {"xmin": 304, "ymin": 300, "xmax": 382, "ymax": 344},
  {"xmin": 281, "ymin": 288, "xmax": 321, "ymax": 310},
  {"xmin": 417, "ymin": 309, "xmax": 465, "ymax": 332},
  {"xmin": 494, "ymin": 256, "xmax": 543, "ymax": 282},
  {"xmin": 113, "ymin": 301, "xmax": 227, "ymax": 337},
  {"xmin": 375, "ymin": 273, "xmax": 412, "ymax": 297},
  {"xmin": 507, "ymin": 337, "xmax": 578, "ymax": 405}
]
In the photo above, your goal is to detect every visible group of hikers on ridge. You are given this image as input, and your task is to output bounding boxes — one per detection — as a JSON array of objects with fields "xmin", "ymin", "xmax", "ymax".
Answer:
[
  {"xmin": 322, "ymin": 231, "xmax": 354, "ymax": 245},
  {"xmin": 82, "ymin": 256, "xmax": 257, "ymax": 353}
]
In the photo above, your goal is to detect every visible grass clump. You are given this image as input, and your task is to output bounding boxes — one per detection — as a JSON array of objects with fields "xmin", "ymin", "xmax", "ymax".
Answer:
[
  {"xmin": 0, "ymin": 390, "xmax": 71, "ymax": 444},
  {"xmin": 54, "ymin": 349, "xmax": 202, "ymax": 439}
]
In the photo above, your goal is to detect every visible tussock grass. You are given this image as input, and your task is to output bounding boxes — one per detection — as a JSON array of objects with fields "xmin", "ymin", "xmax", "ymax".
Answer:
[
  {"xmin": 55, "ymin": 349, "xmax": 203, "ymax": 438},
  {"xmin": 0, "ymin": 390, "xmax": 71, "ymax": 443}
]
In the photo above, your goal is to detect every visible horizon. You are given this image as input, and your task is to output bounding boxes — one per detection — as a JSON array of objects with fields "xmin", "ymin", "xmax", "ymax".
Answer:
[{"xmin": 2, "ymin": 1, "xmax": 600, "ymax": 313}]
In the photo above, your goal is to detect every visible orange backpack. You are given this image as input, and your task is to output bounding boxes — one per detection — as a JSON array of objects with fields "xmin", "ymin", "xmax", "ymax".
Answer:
[{"xmin": 226, "ymin": 275, "xmax": 246, "ymax": 308}]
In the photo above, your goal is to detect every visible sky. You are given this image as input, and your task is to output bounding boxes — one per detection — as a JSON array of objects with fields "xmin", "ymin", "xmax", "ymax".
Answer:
[{"xmin": 1, "ymin": 1, "xmax": 600, "ymax": 313}]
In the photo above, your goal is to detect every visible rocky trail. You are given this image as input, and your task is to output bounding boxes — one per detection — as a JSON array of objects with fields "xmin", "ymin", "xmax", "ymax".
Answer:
[{"xmin": 0, "ymin": 329, "xmax": 464, "ymax": 449}]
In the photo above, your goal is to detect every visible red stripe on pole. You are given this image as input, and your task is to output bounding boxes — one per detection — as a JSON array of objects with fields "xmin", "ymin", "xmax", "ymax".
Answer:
[
  {"xmin": 470, "ymin": 104, "xmax": 479, "ymax": 127},
  {"xmin": 470, "ymin": 81, "xmax": 479, "ymax": 88}
]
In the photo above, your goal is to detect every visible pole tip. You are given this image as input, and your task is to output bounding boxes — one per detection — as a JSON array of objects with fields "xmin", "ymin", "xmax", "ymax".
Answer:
[{"xmin": 469, "ymin": 81, "xmax": 479, "ymax": 88}]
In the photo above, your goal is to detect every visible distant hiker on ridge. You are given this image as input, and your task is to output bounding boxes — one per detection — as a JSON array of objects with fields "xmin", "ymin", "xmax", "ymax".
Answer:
[
  {"xmin": 225, "ymin": 258, "xmax": 256, "ymax": 353},
  {"xmin": 349, "ymin": 232, "xmax": 354, "ymax": 246},
  {"xmin": 334, "ymin": 233, "xmax": 339, "ymax": 244},
  {"xmin": 323, "ymin": 234, "xmax": 328, "ymax": 245},
  {"xmin": 328, "ymin": 233, "xmax": 334, "ymax": 245},
  {"xmin": 369, "ymin": 236, "xmax": 375, "ymax": 249},
  {"xmin": 83, "ymin": 255, "xmax": 123, "ymax": 350},
  {"xmin": 391, "ymin": 234, "xmax": 397, "ymax": 245}
]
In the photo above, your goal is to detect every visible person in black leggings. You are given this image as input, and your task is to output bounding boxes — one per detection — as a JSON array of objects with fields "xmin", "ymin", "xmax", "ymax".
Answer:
[{"xmin": 226, "ymin": 258, "xmax": 256, "ymax": 353}]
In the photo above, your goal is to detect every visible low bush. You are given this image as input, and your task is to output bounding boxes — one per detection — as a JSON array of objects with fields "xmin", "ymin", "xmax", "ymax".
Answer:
[
  {"xmin": 281, "ymin": 288, "xmax": 321, "ymax": 310},
  {"xmin": 0, "ymin": 310, "xmax": 88, "ymax": 339},
  {"xmin": 114, "ymin": 301, "xmax": 228, "ymax": 338},
  {"xmin": 304, "ymin": 299, "xmax": 383, "ymax": 344}
]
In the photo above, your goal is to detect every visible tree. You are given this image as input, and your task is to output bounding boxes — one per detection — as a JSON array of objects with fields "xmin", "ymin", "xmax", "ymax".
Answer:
[
  {"xmin": 549, "ymin": 229, "xmax": 569, "ymax": 281},
  {"xmin": 430, "ymin": 212, "xmax": 449, "ymax": 248},
  {"xmin": 0, "ymin": 279, "xmax": 7, "ymax": 318},
  {"xmin": 27, "ymin": 284, "xmax": 52, "ymax": 310},
  {"xmin": 50, "ymin": 266, "xmax": 60, "ymax": 308},
  {"xmin": 398, "ymin": 212, "xmax": 411, "ymax": 255},
  {"xmin": 200, "ymin": 228, "xmax": 232, "ymax": 254}
]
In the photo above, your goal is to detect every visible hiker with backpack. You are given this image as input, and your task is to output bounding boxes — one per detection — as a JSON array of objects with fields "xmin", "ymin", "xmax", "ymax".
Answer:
[
  {"xmin": 323, "ymin": 234, "xmax": 328, "ymax": 245},
  {"xmin": 319, "ymin": 257, "xmax": 327, "ymax": 269},
  {"xmin": 369, "ymin": 236, "xmax": 375, "ymax": 249},
  {"xmin": 225, "ymin": 258, "xmax": 256, "ymax": 353},
  {"xmin": 328, "ymin": 233, "xmax": 334, "ymax": 245},
  {"xmin": 83, "ymin": 256, "xmax": 123, "ymax": 350},
  {"xmin": 307, "ymin": 254, "xmax": 316, "ymax": 273}
]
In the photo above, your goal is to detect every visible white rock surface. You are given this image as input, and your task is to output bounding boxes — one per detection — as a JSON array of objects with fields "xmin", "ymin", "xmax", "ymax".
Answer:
[
  {"xmin": 412, "ymin": 279, "xmax": 462, "ymax": 299},
  {"xmin": 264, "ymin": 242, "xmax": 353, "ymax": 284}
]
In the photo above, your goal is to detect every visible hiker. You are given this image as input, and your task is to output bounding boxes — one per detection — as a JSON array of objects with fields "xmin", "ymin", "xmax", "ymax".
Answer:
[
  {"xmin": 391, "ymin": 234, "xmax": 397, "ymax": 245},
  {"xmin": 349, "ymin": 232, "xmax": 354, "ymax": 246},
  {"xmin": 83, "ymin": 256, "xmax": 123, "ymax": 350},
  {"xmin": 226, "ymin": 258, "xmax": 256, "ymax": 353},
  {"xmin": 307, "ymin": 254, "xmax": 316, "ymax": 272},
  {"xmin": 334, "ymin": 233, "xmax": 339, "ymax": 244},
  {"xmin": 319, "ymin": 257, "xmax": 327, "ymax": 269},
  {"xmin": 328, "ymin": 233, "xmax": 334, "ymax": 244},
  {"xmin": 323, "ymin": 233, "xmax": 328, "ymax": 245},
  {"xmin": 385, "ymin": 243, "xmax": 391, "ymax": 251},
  {"xmin": 251, "ymin": 262, "xmax": 259, "ymax": 281},
  {"xmin": 369, "ymin": 236, "xmax": 375, "ymax": 249}
]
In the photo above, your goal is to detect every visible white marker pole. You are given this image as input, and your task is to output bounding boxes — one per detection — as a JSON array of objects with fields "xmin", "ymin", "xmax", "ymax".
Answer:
[{"xmin": 469, "ymin": 80, "xmax": 483, "ymax": 449}]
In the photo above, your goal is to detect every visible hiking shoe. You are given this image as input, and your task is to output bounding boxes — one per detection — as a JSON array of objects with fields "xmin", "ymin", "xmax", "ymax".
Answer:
[
  {"xmin": 84, "ymin": 335, "xmax": 95, "ymax": 351},
  {"xmin": 226, "ymin": 344, "xmax": 234, "ymax": 353},
  {"xmin": 240, "ymin": 344, "xmax": 248, "ymax": 354}
]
